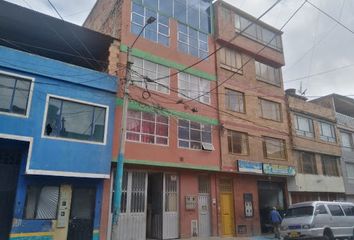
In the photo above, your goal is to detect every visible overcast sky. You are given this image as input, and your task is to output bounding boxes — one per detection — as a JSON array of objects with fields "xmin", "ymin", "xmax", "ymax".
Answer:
[{"xmin": 5, "ymin": 0, "xmax": 354, "ymax": 99}]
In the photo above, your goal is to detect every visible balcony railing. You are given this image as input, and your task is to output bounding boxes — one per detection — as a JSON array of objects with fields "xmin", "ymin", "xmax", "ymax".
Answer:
[{"xmin": 336, "ymin": 112, "xmax": 354, "ymax": 129}]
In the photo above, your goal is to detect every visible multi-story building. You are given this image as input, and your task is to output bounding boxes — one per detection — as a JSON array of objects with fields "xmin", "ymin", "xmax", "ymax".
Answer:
[
  {"xmin": 212, "ymin": 1, "xmax": 294, "ymax": 236},
  {"xmin": 0, "ymin": 2, "xmax": 118, "ymax": 240},
  {"xmin": 311, "ymin": 94, "xmax": 354, "ymax": 202},
  {"xmin": 85, "ymin": 0, "xmax": 220, "ymax": 239},
  {"xmin": 285, "ymin": 90, "xmax": 344, "ymax": 205}
]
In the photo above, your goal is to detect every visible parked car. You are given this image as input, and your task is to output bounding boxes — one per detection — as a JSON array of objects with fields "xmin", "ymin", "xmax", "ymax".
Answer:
[{"xmin": 280, "ymin": 201, "xmax": 354, "ymax": 239}]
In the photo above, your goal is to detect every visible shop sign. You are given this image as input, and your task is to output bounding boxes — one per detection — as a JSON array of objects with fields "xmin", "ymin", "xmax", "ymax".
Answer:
[
  {"xmin": 263, "ymin": 163, "xmax": 296, "ymax": 176},
  {"xmin": 238, "ymin": 160, "xmax": 263, "ymax": 174}
]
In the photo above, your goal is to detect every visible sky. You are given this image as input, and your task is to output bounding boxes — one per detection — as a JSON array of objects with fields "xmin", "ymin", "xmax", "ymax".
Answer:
[{"xmin": 5, "ymin": 0, "xmax": 354, "ymax": 99}]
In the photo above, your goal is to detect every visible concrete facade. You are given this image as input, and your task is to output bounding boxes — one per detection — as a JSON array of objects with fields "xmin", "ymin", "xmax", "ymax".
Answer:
[{"xmin": 286, "ymin": 91, "xmax": 344, "ymax": 204}]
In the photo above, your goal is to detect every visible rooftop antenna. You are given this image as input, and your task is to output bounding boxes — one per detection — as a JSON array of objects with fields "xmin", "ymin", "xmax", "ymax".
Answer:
[{"xmin": 298, "ymin": 81, "xmax": 307, "ymax": 96}]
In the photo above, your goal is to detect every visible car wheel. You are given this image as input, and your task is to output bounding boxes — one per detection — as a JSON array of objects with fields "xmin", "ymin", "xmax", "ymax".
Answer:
[{"xmin": 323, "ymin": 229, "xmax": 334, "ymax": 240}]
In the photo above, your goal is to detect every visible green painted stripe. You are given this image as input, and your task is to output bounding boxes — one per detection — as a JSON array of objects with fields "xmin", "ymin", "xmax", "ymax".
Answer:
[
  {"xmin": 10, "ymin": 237, "xmax": 52, "ymax": 240},
  {"xmin": 116, "ymin": 98, "xmax": 218, "ymax": 125},
  {"xmin": 123, "ymin": 159, "xmax": 219, "ymax": 171},
  {"xmin": 120, "ymin": 44, "xmax": 216, "ymax": 81}
]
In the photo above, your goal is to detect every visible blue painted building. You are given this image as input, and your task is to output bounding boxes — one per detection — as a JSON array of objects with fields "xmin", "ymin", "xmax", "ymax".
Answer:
[{"xmin": 0, "ymin": 2, "xmax": 118, "ymax": 240}]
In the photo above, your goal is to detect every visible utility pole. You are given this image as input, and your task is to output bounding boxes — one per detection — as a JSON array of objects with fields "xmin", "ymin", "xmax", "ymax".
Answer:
[{"xmin": 112, "ymin": 16, "xmax": 156, "ymax": 239}]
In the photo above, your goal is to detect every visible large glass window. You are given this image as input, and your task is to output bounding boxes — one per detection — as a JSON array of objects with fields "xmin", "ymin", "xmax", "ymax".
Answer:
[
  {"xmin": 294, "ymin": 115, "xmax": 314, "ymax": 138},
  {"xmin": 321, "ymin": 155, "xmax": 339, "ymax": 177},
  {"xmin": 297, "ymin": 151, "xmax": 317, "ymax": 174},
  {"xmin": 24, "ymin": 186, "xmax": 59, "ymax": 220},
  {"xmin": 255, "ymin": 61, "xmax": 281, "ymax": 86},
  {"xmin": 341, "ymin": 131, "xmax": 353, "ymax": 150},
  {"xmin": 227, "ymin": 130, "xmax": 248, "ymax": 155},
  {"xmin": 0, "ymin": 73, "xmax": 32, "ymax": 116},
  {"xmin": 178, "ymin": 23, "xmax": 208, "ymax": 58},
  {"xmin": 259, "ymin": 98, "xmax": 281, "ymax": 122},
  {"xmin": 178, "ymin": 119, "xmax": 212, "ymax": 150},
  {"xmin": 126, "ymin": 110, "xmax": 169, "ymax": 145},
  {"xmin": 131, "ymin": 57, "xmax": 170, "ymax": 94},
  {"xmin": 225, "ymin": 89, "xmax": 245, "ymax": 113},
  {"xmin": 319, "ymin": 122, "xmax": 336, "ymax": 143},
  {"xmin": 44, "ymin": 97, "xmax": 107, "ymax": 143},
  {"xmin": 220, "ymin": 48, "xmax": 243, "ymax": 73},
  {"xmin": 235, "ymin": 13, "xmax": 282, "ymax": 51},
  {"xmin": 178, "ymin": 72, "xmax": 210, "ymax": 104},
  {"xmin": 263, "ymin": 137, "xmax": 286, "ymax": 160},
  {"xmin": 131, "ymin": 2, "xmax": 170, "ymax": 46},
  {"xmin": 346, "ymin": 163, "xmax": 354, "ymax": 179}
]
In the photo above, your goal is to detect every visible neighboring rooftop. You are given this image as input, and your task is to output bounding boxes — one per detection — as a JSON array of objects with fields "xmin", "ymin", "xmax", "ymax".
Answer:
[{"xmin": 0, "ymin": 0, "xmax": 116, "ymax": 71}]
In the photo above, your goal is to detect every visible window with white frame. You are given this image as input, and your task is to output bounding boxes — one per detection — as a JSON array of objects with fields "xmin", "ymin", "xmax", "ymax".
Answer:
[
  {"xmin": 178, "ymin": 72, "xmax": 210, "ymax": 104},
  {"xmin": 235, "ymin": 13, "xmax": 282, "ymax": 51},
  {"xmin": 178, "ymin": 23, "xmax": 208, "ymax": 58},
  {"xmin": 255, "ymin": 61, "xmax": 281, "ymax": 86},
  {"xmin": 294, "ymin": 115, "xmax": 314, "ymax": 138},
  {"xmin": 341, "ymin": 131, "xmax": 353, "ymax": 150},
  {"xmin": 0, "ymin": 73, "xmax": 32, "ymax": 116},
  {"xmin": 131, "ymin": 57, "xmax": 170, "ymax": 94},
  {"xmin": 131, "ymin": 2, "xmax": 170, "ymax": 46},
  {"xmin": 219, "ymin": 48, "xmax": 242, "ymax": 73},
  {"xmin": 346, "ymin": 163, "xmax": 354, "ymax": 178},
  {"xmin": 178, "ymin": 119, "xmax": 212, "ymax": 150},
  {"xmin": 225, "ymin": 89, "xmax": 245, "ymax": 113},
  {"xmin": 263, "ymin": 137, "xmax": 286, "ymax": 160},
  {"xmin": 24, "ymin": 185, "xmax": 59, "ymax": 219},
  {"xmin": 259, "ymin": 98, "xmax": 281, "ymax": 122},
  {"xmin": 44, "ymin": 97, "xmax": 107, "ymax": 143},
  {"xmin": 319, "ymin": 122, "xmax": 336, "ymax": 143},
  {"xmin": 126, "ymin": 110, "xmax": 169, "ymax": 145}
]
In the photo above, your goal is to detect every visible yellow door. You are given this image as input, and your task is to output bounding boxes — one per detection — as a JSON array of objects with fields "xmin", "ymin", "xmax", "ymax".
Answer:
[{"xmin": 219, "ymin": 180, "xmax": 235, "ymax": 236}]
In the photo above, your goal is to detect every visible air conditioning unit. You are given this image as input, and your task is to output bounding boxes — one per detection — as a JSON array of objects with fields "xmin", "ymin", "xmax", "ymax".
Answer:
[{"xmin": 191, "ymin": 219, "xmax": 198, "ymax": 237}]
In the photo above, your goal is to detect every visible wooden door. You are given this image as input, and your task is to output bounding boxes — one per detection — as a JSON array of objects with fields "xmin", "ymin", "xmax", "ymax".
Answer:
[{"xmin": 219, "ymin": 179, "xmax": 235, "ymax": 237}]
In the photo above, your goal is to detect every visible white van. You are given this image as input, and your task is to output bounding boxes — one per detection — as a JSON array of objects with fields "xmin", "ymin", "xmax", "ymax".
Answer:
[{"xmin": 280, "ymin": 201, "xmax": 354, "ymax": 239}]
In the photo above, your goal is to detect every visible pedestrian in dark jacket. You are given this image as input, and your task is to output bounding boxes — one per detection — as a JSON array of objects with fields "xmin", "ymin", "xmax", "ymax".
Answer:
[{"xmin": 270, "ymin": 206, "xmax": 282, "ymax": 239}]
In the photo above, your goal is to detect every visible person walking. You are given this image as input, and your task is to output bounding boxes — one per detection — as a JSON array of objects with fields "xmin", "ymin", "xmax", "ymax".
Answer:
[{"xmin": 270, "ymin": 206, "xmax": 282, "ymax": 239}]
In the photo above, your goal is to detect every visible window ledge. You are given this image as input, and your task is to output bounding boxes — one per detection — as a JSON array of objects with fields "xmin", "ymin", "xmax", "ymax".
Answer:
[
  {"xmin": 41, "ymin": 135, "xmax": 106, "ymax": 146},
  {"xmin": 220, "ymin": 64, "xmax": 243, "ymax": 75}
]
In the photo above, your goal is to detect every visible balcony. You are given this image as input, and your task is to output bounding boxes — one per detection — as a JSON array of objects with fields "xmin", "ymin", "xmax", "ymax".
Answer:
[
  {"xmin": 288, "ymin": 174, "xmax": 345, "ymax": 193},
  {"xmin": 336, "ymin": 112, "xmax": 354, "ymax": 129}
]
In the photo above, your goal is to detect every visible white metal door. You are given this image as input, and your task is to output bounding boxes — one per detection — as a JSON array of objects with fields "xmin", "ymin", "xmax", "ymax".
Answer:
[
  {"xmin": 116, "ymin": 171, "xmax": 147, "ymax": 240},
  {"xmin": 198, "ymin": 176, "xmax": 211, "ymax": 237},
  {"xmin": 163, "ymin": 173, "xmax": 179, "ymax": 239}
]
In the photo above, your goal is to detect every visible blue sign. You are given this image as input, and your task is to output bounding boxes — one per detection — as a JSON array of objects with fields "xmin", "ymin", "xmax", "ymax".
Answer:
[
  {"xmin": 238, "ymin": 160, "xmax": 263, "ymax": 174},
  {"xmin": 263, "ymin": 163, "xmax": 296, "ymax": 176}
]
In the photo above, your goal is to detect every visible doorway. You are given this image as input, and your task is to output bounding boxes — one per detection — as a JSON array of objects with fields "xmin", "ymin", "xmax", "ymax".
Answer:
[
  {"xmin": 198, "ymin": 176, "xmax": 211, "ymax": 237},
  {"xmin": 67, "ymin": 187, "xmax": 96, "ymax": 240},
  {"xmin": 258, "ymin": 181, "xmax": 285, "ymax": 234},
  {"xmin": 219, "ymin": 179, "xmax": 235, "ymax": 237},
  {"xmin": 147, "ymin": 173, "xmax": 163, "ymax": 239},
  {"xmin": 0, "ymin": 140, "xmax": 24, "ymax": 240}
]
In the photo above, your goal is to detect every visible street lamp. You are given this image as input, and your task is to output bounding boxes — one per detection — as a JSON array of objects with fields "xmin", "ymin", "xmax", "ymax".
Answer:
[{"xmin": 112, "ymin": 15, "xmax": 156, "ymax": 234}]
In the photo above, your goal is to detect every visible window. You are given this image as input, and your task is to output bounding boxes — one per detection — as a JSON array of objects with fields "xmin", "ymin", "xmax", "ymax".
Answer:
[
  {"xmin": 319, "ymin": 122, "xmax": 336, "ymax": 143},
  {"xmin": 227, "ymin": 130, "xmax": 248, "ymax": 155},
  {"xmin": 294, "ymin": 115, "xmax": 314, "ymax": 138},
  {"xmin": 178, "ymin": 72, "xmax": 210, "ymax": 104},
  {"xmin": 178, "ymin": 23, "xmax": 208, "ymax": 58},
  {"xmin": 126, "ymin": 110, "xmax": 169, "ymax": 145},
  {"xmin": 315, "ymin": 205, "xmax": 328, "ymax": 214},
  {"xmin": 321, "ymin": 155, "xmax": 339, "ymax": 177},
  {"xmin": 220, "ymin": 48, "xmax": 242, "ymax": 73},
  {"xmin": 297, "ymin": 151, "xmax": 317, "ymax": 174},
  {"xmin": 341, "ymin": 205, "xmax": 354, "ymax": 216},
  {"xmin": 263, "ymin": 137, "xmax": 286, "ymax": 160},
  {"xmin": 24, "ymin": 186, "xmax": 59, "ymax": 219},
  {"xmin": 255, "ymin": 61, "xmax": 281, "ymax": 86},
  {"xmin": 341, "ymin": 131, "xmax": 353, "ymax": 150},
  {"xmin": 225, "ymin": 89, "xmax": 245, "ymax": 113},
  {"xmin": 259, "ymin": 98, "xmax": 281, "ymax": 121},
  {"xmin": 327, "ymin": 205, "xmax": 344, "ymax": 216},
  {"xmin": 131, "ymin": 57, "xmax": 170, "ymax": 94},
  {"xmin": 346, "ymin": 163, "xmax": 354, "ymax": 179},
  {"xmin": 0, "ymin": 73, "xmax": 32, "ymax": 116},
  {"xmin": 178, "ymin": 119, "xmax": 212, "ymax": 150},
  {"xmin": 235, "ymin": 13, "xmax": 282, "ymax": 51},
  {"xmin": 131, "ymin": 2, "xmax": 170, "ymax": 46},
  {"xmin": 44, "ymin": 97, "xmax": 107, "ymax": 143}
]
